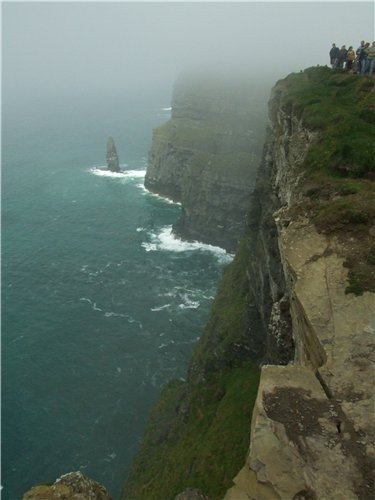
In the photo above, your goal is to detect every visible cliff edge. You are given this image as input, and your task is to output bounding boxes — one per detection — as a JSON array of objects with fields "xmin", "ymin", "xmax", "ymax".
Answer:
[{"xmin": 226, "ymin": 67, "xmax": 375, "ymax": 499}]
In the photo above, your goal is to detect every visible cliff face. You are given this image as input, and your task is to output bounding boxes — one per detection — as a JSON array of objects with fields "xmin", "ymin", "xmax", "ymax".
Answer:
[
  {"xmin": 226, "ymin": 68, "xmax": 375, "ymax": 500},
  {"xmin": 125, "ymin": 67, "xmax": 374, "ymax": 500},
  {"xmin": 145, "ymin": 75, "xmax": 266, "ymax": 251}
]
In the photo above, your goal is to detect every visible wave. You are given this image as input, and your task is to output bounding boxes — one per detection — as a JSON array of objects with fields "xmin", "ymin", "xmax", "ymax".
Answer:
[
  {"xmin": 89, "ymin": 167, "xmax": 146, "ymax": 180},
  {"xmin": 80, "ymin": 297, "xmax": 103, "ymax": 312},
  {"xmin": 104, "ymin": 311, "xmax": 126, "ymax": 318},
  {"xmin": 151, "ymin": 303, "xmax": 171, "ymax": 312},
  {"xmin": 79, "ymin": 298, "xmax": 143, "ymax": 327},
  {"xmin": 161, "ymin": 107, "xmax": 172, "ymax": 111},
  {"xmin": 139, "ymin": 184, "xmax": 182, "ymax": 205},
  {"xmin": 178, "ymin": 298, "xmax": 200, "ymax": 309},
  {"xmin": 141, "ymin": 226, "xmax": 233, "ymax": 263}
]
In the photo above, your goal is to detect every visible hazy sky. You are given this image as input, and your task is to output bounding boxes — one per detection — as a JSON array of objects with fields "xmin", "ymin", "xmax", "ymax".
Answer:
[{"xmin": 2, "ymin": 1, "xmax": 375, "ymax": 103}]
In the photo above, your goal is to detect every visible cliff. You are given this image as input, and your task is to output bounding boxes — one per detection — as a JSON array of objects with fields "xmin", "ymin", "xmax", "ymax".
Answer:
[
  {"xmin": 145, "ymin": 74, "xmax": 267, "ymax": 251},
  {"xmin": 226, "ymin": 67, "xmax": 375, "ymax": 499},
  {"xmin": 124, "ymin": 67, "xmax": 374, "ymax": 499}
]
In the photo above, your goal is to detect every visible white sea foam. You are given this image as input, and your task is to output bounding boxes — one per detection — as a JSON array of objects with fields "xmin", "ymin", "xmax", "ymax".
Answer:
[
  {"xmin": 80, "ymin": 297, "xmax": 103, "ymax": 312},
  {"xmin": 151, "ymin": 304, "xmax": 171, "ymax": 312},
  {"xmin": 178, "ymin": 296, "xmax": 200, "ymax": 309},
  {"xmin": 141, "ymin": 185, "xmax": 181, "ymax": 205},
  {"xmin": 158, "ymin": 340, "xmax": 175, "ymax": 349},
  {"xmin": 104, "ymin": 311, "xmax": 126, "ymax": 318},
  {"xmin": 90, "ymin": 167, "xmax": 127, "ymax": 179},
  {"xmin": 161, "ymin": 107, "xmax": 172, "ymax": 111},
  {"xmin": 89, "ymin": 167, "xmax": 146, "ymax": 180},
  {"xmin": 142, "ymin": 225, "xmax": 233, "ymax": 263}
]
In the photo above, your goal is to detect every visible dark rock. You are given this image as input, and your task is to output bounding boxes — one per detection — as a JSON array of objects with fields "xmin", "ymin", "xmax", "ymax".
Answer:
[
  {"xmin": 106, "ymin": 136, "xmax": 120, "ymax": 172},
  {"xmin": 22, "ymin": 471, "xmax": 111, "ymax": 500}
]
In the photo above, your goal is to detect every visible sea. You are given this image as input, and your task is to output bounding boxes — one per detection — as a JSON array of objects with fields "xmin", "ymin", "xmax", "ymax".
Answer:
[{"xmin": 1, "ymin": 90, "xmax": 233, "ymax": 499}]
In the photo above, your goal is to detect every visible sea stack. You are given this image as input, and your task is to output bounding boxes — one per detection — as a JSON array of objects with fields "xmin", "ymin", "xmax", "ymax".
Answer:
[{"xmin": 106, "ymin": 136, "xmax": 120, "ymax": 172}]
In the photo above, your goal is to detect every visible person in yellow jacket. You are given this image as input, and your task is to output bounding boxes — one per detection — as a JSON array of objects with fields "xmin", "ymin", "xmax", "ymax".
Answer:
[{"xmin": 346, "ymin": 46, "xmax": 356, "ymax": 72}]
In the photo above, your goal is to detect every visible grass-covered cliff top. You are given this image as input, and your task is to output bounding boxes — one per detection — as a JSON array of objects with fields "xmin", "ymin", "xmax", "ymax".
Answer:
[
  {"xmin": 276, "ymin": 67, "xmax": 375, "ymax": 294},
  {"xmin": 278, "ymin": 66, "xmax": 374, "ymax": 178}
]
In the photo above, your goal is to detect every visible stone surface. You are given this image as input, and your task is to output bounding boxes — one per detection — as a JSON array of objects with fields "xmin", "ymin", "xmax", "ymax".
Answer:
[
  {"xmin": 22, "ymin": 471, "xmax": 111, "ymax": 500},
  {"xmin": 106, "ymin": 136, "xmax": 120, "ymax": 172}
]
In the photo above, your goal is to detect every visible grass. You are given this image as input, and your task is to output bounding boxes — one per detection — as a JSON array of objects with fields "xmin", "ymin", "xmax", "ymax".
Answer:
[
  {"xmin": 123, "ymin": 363, "xmax": 260, "ymax": 500},
  {"xmin": 123, "ymin": 238, "xmax": 260, "ymax": 499},
  {"xmin": 278, "ymin": 67, "xmax": 375, "ymax": 178},
  {"xmin": 278, "ymin": 67, "xmax": 375, "ymax": 294}
]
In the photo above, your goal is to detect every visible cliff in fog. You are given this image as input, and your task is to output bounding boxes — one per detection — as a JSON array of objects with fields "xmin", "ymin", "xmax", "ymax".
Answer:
[
  {"xmin": 124, "ymin": 67, "xmax": 375, "ymax": 500},
  {"xmin": 145, "ymin": 74, "xmax": 267, "ymax": 251}
]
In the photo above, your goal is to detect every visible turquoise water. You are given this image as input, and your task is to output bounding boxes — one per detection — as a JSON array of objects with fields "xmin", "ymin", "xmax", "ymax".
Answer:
[{"xmin": 1, "ymin": 93, "xmax": 231, "ymax": 498}]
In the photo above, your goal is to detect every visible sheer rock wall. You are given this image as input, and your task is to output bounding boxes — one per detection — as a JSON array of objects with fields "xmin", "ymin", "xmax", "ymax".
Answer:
[{"xmin": 225, "ymin": 78, "xmax": 375, "ymax": 500}]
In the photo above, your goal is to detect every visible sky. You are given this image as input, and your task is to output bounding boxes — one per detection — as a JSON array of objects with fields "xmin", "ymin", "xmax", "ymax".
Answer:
[{"xmin": 2, "ymin": 1, "xmax": 375, "ymax": 106}]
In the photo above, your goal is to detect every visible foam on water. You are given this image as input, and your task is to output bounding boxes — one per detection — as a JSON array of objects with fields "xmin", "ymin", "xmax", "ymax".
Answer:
[
  {"xmin": 142, "ymin": 225, "xmax": 233, "ymax": 263},
  {"xmin": 151, "ymin": 304, "xmax": 171, "ymax": 312},
  {"xmin": 140, "ymin": 185, "xmax": 181, "ymax": 205},
  {"xmin": 178, "ymin": 294, "xmax": 200, "ymax": 309},
  {"xmin": 89, "ymin": 167, "xmax": 146, "ymax": 180}
]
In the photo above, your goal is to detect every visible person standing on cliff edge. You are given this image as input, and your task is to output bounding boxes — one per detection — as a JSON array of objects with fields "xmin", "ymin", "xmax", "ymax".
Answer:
[
  {"xmin": 330, "ymin": 43, "xmax": 340, "ymax": 68},
  {"xmin": 365, "ymin": 41, "xmax": 375, "ymax": 75}
]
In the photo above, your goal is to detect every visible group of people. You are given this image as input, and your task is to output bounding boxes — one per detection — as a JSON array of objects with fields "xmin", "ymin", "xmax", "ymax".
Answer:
[{"xmin": 329, "ymin": 41, "xmax": 375, "ymax": 75}]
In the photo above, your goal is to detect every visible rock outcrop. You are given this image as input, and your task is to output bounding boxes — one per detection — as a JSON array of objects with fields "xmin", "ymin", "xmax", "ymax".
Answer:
[
  {"xmin": 22, "ymin": 471, "xmax": 111, "ymax": 500},
  {"xmin": 145, "ymin": 74, "xmax": 267, "ymax": 251},
  {"xmin": 106, "ymin": 136, "xmax": 120, "ymax": 172}
]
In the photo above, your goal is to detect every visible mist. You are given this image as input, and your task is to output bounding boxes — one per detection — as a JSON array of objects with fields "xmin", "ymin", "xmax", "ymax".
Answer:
[{"xmin": 3, "ymin": 1, "xmax": 374, "ymax": 111}]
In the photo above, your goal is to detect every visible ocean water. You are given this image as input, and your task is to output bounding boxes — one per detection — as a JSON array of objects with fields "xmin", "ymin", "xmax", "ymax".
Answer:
[{"xmin": 1, "ymin": 93, "xmax": 232, "ymax": 499}]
